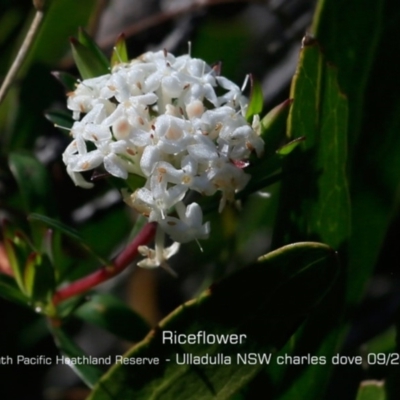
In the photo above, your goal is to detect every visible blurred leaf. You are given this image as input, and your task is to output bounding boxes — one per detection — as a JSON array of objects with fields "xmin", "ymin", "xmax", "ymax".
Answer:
[
  {"xmin": 28, "ymin": 213, "xmax": 110, "ymax": 278},
  {"xmin": 51, "ymin": 326, "xmax": 103, "ymax": 388},
  {"xmin": 346, "ymin": 0, "xmax": 400, "ymax": 306},
  {"xmin": 74, "ymin": 293, "xmax": 150, "ymax": 342},
  {"xmin": 126, "ymin": 214, "xmax": 147, "ymax": 243},
  {"xmin": 88, "ymin": 242, "xmax": 339, "ymax": 399},
  {"xmin": 111, "ymin": 33, "xmax": 128, "ymax": 67},
  {"xmin": 29, "ymin": 213, "xmax": 82, "ymax": 242},
  {"xmin": 356, "ymin": 381, "xmax": 386, "ymax": 400},
  {"xmin": 23, "ymin": 252, "xmax": 55, "ymax": 302},
  {"xmin": 23, "ymin": 252, "xmax": 40, "ymax": 298},
  {"xmin": 8, "ymin": 152, "xmax": 55, "ymax": 215},
  {"xmin": 25, "ymin": 0, "xmax": 99, "ymax": 67},
  {"xmin": 0, "ymin": 8, "xmax": 22, "ymax": 47},
  {"xmin": 45, "ymin": 109, "xmax": 74, "ymax": 130},
  {"xmin": 364, "ymin": 326, "xmax": 396, "ymax": 355},
  {"xmin": 3, "ymin": 236, "xmax": 30, "ymax": 296},
  {"xmin": 70, "ymin": 37, "xmax": 109, "ymax": 80},
  {"xmin": 245, "ymin": 75, "xmax": 263, "ymax": 121},
  {"xmin": 77, "ymin": 205, "xmax": 130, "ymax": 265},
  {"xmin": 51, "ymin": 71, "xmax": 77, "ymax": 91},
  {"xmin": 193, "ymin": 17, "xmax": 251, "ymax": 82},
  {"xmin": 0, "ymin": 274, "xmax": 29, "ymax": 307}
]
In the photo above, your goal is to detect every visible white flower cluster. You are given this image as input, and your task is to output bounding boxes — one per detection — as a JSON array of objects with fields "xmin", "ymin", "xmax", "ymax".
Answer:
[{"xmin": 63, "ymin": 50, "xmax": 263, "ymax": 266}]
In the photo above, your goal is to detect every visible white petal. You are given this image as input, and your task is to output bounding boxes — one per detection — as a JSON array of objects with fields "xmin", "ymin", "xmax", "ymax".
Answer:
[{"xmin": 104, "ymin": 154, "xmax": 128, "ymax": 179}]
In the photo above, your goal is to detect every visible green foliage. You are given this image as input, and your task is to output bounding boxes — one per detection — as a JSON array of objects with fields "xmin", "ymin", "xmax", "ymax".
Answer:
[
  {"xmin": 51, "ymin": 325, "xmax": 103, "ymax": 388},
  {"xmin": 88, "ymin": 242, "xmax": 338, "ymax": 399},
  {"xmin": 0, "ymin": 0, "xmax": 399, "ymax": 398},
  {"xmin": 8, "ymin": 152, "xmax": 56, "ymax": 216},
  {"xmin": 245, "ymin": 75, "xmax": 263, "ymax": 121},
  {"xmin": 111, "ymin": 33, "xmax": 129, "ymax": 67},
  {"xmin": 0, "ymin": 274, "xmax": 29, "ymax": 307},
  {"xmin": 356, "ymin": 381, "xmax": 386, "ymax": 400},
  {"xmin": 74, "ymin": 293, "xmax": 150, "ymax": 342},
  {"xmin": 70, "ymin": 36, "xmax": 109, "ymax": 79}
]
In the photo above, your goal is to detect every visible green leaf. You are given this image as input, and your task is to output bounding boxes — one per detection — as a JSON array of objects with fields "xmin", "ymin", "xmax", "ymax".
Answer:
[
  {"xmin": 3, "ymin": 232, "xmax": 33, "ymax": 296},
  {"xmin": 51, "ymin": 71, "xmax": 78, "ymax": 91},
  {"xmin": 70, "ymin": 36, "xmax": 109, "ymax": 80},
  {"xmin": 234, "ymin": 98, "xmax": 294, "ymax": 199},
  {"xmin": 23, "ymin": 252, "xmax": 40, "ymax": 298},
  {"xmin": 274, "ymin": 37, "xmax": 350, "ymax": 248},
  {"xmin": 245, "ymin": 75, "xmax": 263, "ymax": 121},
  {"xmin": 88, "ymin": 242, "xmax": 339, "ymax": 400},
  {"xmin": 29, "ymin": 213, "xmax": 82, "ymax": 243},
  {"xmin": 311, "ymin": 0, "xmax": 384, "ymax": 153},
  {"xmin": 74, "ymin": 293, "xmax": 150, "ymax": 342},
  {"xmin": 28, "ymin": 213, "xmax": 109, "ymax": 275},
  {"xmin": 51, "ymin": 326, "xmax": 103, "ymax": 388},
  {"xmin": 77, "ymin": 28, "xmax": 110, "ymax": 72},
  {"xmin": 44, "ymin": 109, "xmax": 74, "ymax": 130},
  {"xmin": 356, "ymin": 381, "xmax": 386, "ymax": 400},
  {"xmin": 0, "ymin": 274, "xmax": 29, "ymax": 307},
  {"xmin": 346, "ymin": 0, "xmax": 400, "ymax": 305},
  {"xmin": 260, "ymin": 98, "xmax": 293, "ymax": 155},
  {"xmin": 111, "ymin": 33, "xmax": 129, "ymax": 67},
  {"xmin": 8, "ymin": 152, "xmax": 55, "ymax": 215},
  {"xmin": 3, "ymin": 239, "xmax": 24, "ymax": 295},
  {"xmin": 23, "ymin": 252, "xmax": 55, "ymax": 302},
  {"xmin": 269, "ymin": 36, "xmax": 350, "ymax": 399},
  {"xmin": 6, "ymin": 0, "xmax": 99, "ymax": 80},
  {"xmin": 276, "ymin": 137, "xmax": 305, "ymax": 156}
]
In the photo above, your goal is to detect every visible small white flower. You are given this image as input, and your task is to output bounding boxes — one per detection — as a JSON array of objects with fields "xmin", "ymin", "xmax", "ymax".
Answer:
[
  {"xmin": 160, "ymin": 202, "xmax": 210, "ymax": 243},
  {"xmin": 137, "ymin": 226, "xmax": 180, "ymax": 276}
]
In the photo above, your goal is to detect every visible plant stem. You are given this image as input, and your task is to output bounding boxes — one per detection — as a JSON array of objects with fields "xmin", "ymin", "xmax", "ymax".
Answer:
[
  {"xmin": 52, "ymin": 222, "xmax": 157, "ymax": 306},
  {"xmin": 0, "ymin": 8, "xmax": 44, "ymax": 104}
]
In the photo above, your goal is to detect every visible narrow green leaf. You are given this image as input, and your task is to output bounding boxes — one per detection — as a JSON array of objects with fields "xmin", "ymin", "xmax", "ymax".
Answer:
[
  {"xmin": 24, "ymin": 252, "xmax": 55, "ymax": 302},
  {"xmin": 3, "ymin": 237, "xmax": 29, "ymax": 296},
  {"xmin": 260, "ymin": 98, "xmax": 293, "ymax": 154},
  {"xmin": 77, "ymin": 28, "xmax": 110, "ymax": 72},
  {"xmin": 28, "ymin": 213, "xmax": 109, "ymax": 268},
  {"xmin": 0, "ymin": 274, "xmax": 29, "ymax": 307},
  {"xmin": 70, "ymin": 37, "xmax": 109, "ymax": 80},
  {"xmin": 356, "ymin": 381, "xmax": 386, "ymax": 400},
  {"xmin": 45, "ymin": 109, "xmax": 74, "ymax": 131},
  {"xmin": 245, "ymin": 75, "xmax": 263, "ymax": 121},
  {"xmin": 88, "ymin": 242, "xmax": 338, "ymax": 400},
  {"xmin": 74, "ymin": 294, "xmax": 150, "ymax": 342},
  {"xmin": 111, "ymin": 33, "xmax": 129, "ymax": 66},
  {"xmin": 29, "ymin": 213, "xmax": 82, "ymax": 242},
  {"xmin": 276, "ymin": 137, "xmax": 305, "ymax": 156},
  {"xmin": 23, "ymin": 252, "xmax": 40, "ymax": 298},
  {"xmin": 51, "ymin": 326, "xmax": 103, "ymax": 388}
]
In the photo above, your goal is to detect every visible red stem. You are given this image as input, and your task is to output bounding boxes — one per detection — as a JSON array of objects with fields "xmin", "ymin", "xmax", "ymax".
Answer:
[{"xmin": 52, "ymin": 222, "xmax": 157, "ymax": 306}]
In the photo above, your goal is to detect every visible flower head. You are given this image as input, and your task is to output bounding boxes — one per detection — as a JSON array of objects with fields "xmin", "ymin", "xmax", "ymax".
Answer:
[{"xmin": 63, "ymin": 49, "xmax": 264, "ymax": 268}]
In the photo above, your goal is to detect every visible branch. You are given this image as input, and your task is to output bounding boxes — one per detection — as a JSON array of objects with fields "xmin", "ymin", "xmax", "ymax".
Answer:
[
  {"xmin": 52, "ymin": 222, "xmax": 157, "ymax": 306},
  {"xmin": 0, "ymin": 2, "xmax": 45, "ymax": 104}
]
